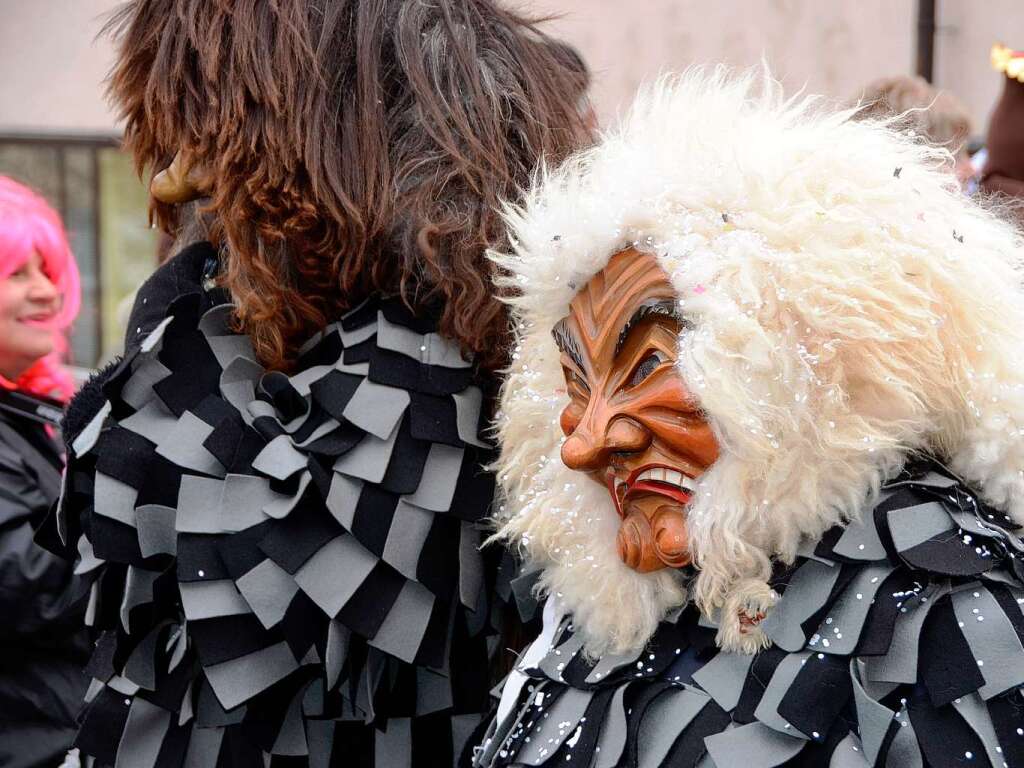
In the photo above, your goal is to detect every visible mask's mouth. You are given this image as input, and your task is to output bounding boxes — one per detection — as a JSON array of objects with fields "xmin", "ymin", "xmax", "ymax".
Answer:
[
  {"xmin": 608, "ymin": 464, "xmax": 696, "ymax": 517},
  {"xmin": 606, "ymin": 464, "xmax": 696, "ymax": 572}
]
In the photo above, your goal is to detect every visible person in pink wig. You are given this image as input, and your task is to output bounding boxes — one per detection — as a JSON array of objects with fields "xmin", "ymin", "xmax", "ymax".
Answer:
[{"xmin": 0, "ymin": 176, "xmax": 88, "ymax": 768}]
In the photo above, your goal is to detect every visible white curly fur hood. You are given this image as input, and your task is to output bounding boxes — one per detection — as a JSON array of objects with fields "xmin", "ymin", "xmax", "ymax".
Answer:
[{"xmin": 491, "ymin": 68, "xmax": 1024, "ymax": 655}]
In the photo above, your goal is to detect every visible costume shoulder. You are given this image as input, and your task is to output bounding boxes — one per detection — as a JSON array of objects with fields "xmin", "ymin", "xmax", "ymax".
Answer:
[
  {"xmin": 475, "ymin": 460, "xmax": 1024, "ymax": 768},
  {"xmin": 54, "ymin": 258, "xmax": 506, "ymax": 766}
]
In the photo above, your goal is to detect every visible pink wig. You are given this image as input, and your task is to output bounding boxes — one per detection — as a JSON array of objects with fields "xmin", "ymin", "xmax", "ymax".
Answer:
[{"xmin": 0, "ymin": 176, "xmax": 82, "ymax": 400}]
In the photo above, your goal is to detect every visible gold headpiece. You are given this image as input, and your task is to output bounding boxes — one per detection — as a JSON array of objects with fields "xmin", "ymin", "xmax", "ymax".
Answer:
[{"xmin": 992, "ymin": 43, "xmax": 1024, "ymax": 82}]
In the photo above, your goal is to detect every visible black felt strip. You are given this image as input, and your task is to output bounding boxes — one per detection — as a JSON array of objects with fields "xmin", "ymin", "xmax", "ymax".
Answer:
[
  {"xmin": 796, "ymin": 563, "xmax": 860, "ymax": 644},
  {"xmin": 900, "ymin": 536, "xmax": 994, "ymax": 577},
  {"xmin": 873, "ymin": 486, "xmax": 932, "ymax": 563},
  {"xmin": 907, "ymin": 686, "xmax": 992, "ymax": 768},
  {"xmin": 257, "ymin": 492, "xmax": 344, "ymax": 574},
  {"xmin": 341, "ymin": 298, "xmax": 380, "ymax": 332},
  {"xmin": 351, "ymin": 485, "xmax": 400, "ymax": 557},
  {"xmin": 215, "ymin": 522, "xmax": 275, "ymax": 580},
  {"xmin": 251, "ymin": 414, "xmax": 286, "ymax": 443},
  {"xmin": 94, "ymin": 427, "xmax": 161, "ymax": 490},
  {"xmin": 918, "ymin": 595, "xmax": 986, "ymax": 707},
  {"xmin": 733, "ymin": 646, "xmax": 788, "ymax": 723},
  {"xmin": 986, "ymin": 691, "xmax": 1024, "ymax": 767},
  {"xmin": 188, "ymin": 613, "xmax": 283, "ymax": 667},
  {"xmin": 409, "ymin": 393, "xmax": 462, "ymax": 447},
  {"xmin": 304, "ymin": 422, "xmax": 365, "ymax": 457},
  {"xmin": 985, "ymin": 583, "xmax": 1024, "ymax": 646},
  {"xmin": 853, "ymin": 568, "xmax": 922, "ymax": 656},
  {"xmin": 259, "ymin": 371, "xmax": 308, "ymax": 424},
  {"xmin": 90, "ymin": 514, "xmax": 148, "ymax": 568},
  {"xmin": 447, "ymin": 449, "xmax": 497, "ymax": 523},
  {"xmin": 661, "ymin": 696, "xmax": 732, "ymax": 767},
  {"xmin": 416, "ymin": 514, "xmax": 460, "ymax": 598},
  {"xmin": 195, "ymin": 676, "xmax": 248, "ymax": 726},
  {"xmin": 309, "ymin": 370, "xmax": 364, "ymax": 421},
  {"xmin": 413, "ymin": 598, "xmax": 451, "ymax": 670},
  {"xmin": 380, "ymin": 297, "xmax": 439, "ymax": 335},
  {"xmin": 370, "ymin": 347, "xmax": 474, "ymax": 397},
  {"xmin": 547, "ymin": 687, "xmax": 618, "ymax": 765},
  {"xmin": 336, "ymin": 562, "xmax": 405, "ymax": 640},
  {"xmin": 178, "ymin": 533, "xmax": 231, "ymax": 583},
  {"xmin": 74, "ymin": 686, "xmax": 134, "ymax": 765},
  {"xmin": 379, "ymin": 417, "xmax": 430, "ymax": 495},
  {"xmin": 344, "ymin": 337, "xmax": 376, "ymax": 365},
  {"xmin": 84, "ymin": 630, "xmax": 119, "ymax": 680},
  {"xmin": 297, "ymin": 328, "xmax": 343, "ymax": 369},
  {"xmin": 152, "ymin": 720, "xmax": 191, "ymax": 768},
  {"xmin": 777, "ymin": 651, "xmax": 852, "ymax": 741},
  {"xmin": 279, "ymin": 590, "xmax": 324, "ymax": 663},
  {"xmin": 202, "ymin": 411, "xmax": 263, "ymax": 473}
]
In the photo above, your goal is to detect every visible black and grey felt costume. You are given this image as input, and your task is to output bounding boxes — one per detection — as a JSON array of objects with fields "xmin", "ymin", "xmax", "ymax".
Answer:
[
  {"xmin": 473, "ymin": 460, "xmax": 1024, "ymax": 768},
  {"xmin": 44, "ymin": 243, "xmax": 509, "ymax": 767}
]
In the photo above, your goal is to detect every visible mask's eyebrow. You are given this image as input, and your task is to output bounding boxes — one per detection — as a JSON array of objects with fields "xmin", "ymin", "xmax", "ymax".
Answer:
[
  {"xmin": 552, "ymin": 318, "xmax": 585, "ymax": 372},
  {"xmin": 615, "ymin": 298, "xmax": 689, "ymax": 358}
]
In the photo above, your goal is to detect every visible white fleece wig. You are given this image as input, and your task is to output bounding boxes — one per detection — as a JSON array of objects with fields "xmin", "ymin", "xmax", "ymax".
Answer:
[{"xmin": 491, "ymin": 67, "xmax": 1024, "ymax": 656}]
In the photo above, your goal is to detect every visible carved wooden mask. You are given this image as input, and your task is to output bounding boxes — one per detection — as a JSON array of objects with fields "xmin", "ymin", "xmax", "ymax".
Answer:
[{"xmin": 554, "ymin": 248, "xmax": 719, "ymax": 572}]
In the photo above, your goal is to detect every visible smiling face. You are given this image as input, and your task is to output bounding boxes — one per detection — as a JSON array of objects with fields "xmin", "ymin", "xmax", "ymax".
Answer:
[
  {"xmin": 554, "ymin": 248, "xmax": 719, "ymax": 572},
  {"xmin": 0, "ymin": 251, "xmax": 61, "ymax": 382}
]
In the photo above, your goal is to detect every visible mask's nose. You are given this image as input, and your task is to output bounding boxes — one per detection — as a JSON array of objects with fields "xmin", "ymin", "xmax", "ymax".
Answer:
[{"xmin": 560, "ymin": 401, "xmax": 651, "ymax": 472}]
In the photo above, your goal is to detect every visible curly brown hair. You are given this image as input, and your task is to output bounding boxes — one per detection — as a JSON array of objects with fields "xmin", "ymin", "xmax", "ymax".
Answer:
[{"xmin": 106, "ymin": 0, "xmax": 591, "ymax": 371}]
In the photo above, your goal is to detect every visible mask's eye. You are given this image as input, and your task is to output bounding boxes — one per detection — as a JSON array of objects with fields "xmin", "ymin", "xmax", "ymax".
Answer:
[
  {"xmin": 566, "ymin": 368, "xmax": 590, "ymax": 394},
  {"xmin": 629, "ymin": 351, "xmax": 668, "ymax": 387}
]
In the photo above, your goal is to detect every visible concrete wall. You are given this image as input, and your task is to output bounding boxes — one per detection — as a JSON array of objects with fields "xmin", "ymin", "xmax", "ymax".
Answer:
[{"xmin": 0, "ymin": 0, "xmax": 1021, "ymax": 136}]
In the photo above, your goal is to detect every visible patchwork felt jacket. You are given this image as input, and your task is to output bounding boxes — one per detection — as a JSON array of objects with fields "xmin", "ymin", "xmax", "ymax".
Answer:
[
  {"xmin": 42, "ymin": 242, "xmax": 511, "ymax": 767},
  {"xmin": 473, "ymin": 461, "xmax": 1024, "ymax": 768}
]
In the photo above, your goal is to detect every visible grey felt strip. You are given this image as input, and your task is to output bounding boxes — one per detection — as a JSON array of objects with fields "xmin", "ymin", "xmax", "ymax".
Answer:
[
  {"xmin": 415, "ymin": 666, "xmax": 454, "ymax": 716},
  {"xmin": 206, "ymin": 334, "xmax": 257, "ymax": 373},
  {"xmin": 584, "ymin": 645, "xmax": 649, "ymax": 684},
  {"xmin": 863, "ymin": 582, "xmax": 949, "ymax": 684},
  {"xmin": 204, "ymin": 640, "xmax": 299, "ymax": 711},
  {"xmin": 155, "ymin": 411, "xmax": 224, "ymax": 476},
  {"xmin": 452, "ymin": 714, "xmax": 484, "ymax": 768},
  {"xmin": 216, "ymin": 474, "xmax": 276, "ymax": 532},
  {"xmin": 197, "ymin": 303, "xmax": 232, "ymax": 336},
  {"xmin": 377, "ymin": 311, "xmax": 472, "ymax": 369},
  {"xmin": 833, "ymin": 517, "xmax": 888, "ymax": 561},
  {"xmin": 637, "ymin": 687, "xmax": 711, "ymax": 768},
  {"xmin": 252, "ymin": 434, "xmax": 309, "ymax": 481},
  {"xmin": 121, "ymin": 358, "xmax": 170, "ymax": 411},
  {"xmin": 754, "ymin": 651, "xmax": 814, "ymax": 736},
  {"xmin": 367, "ymin": 580, "xmax": 434, "ymax": 664},
  {"xmin": 123, "ymin": 622, "xmax": 164, "ymax": 690},
  {"xmin": 115, "ymin": 696, "xmax": 171, "ymax": 768},
  {"xmin": 342, "ymin": 379, "xmax": 410, "ymax": 440},
  {"xmin": 453, "ymin": 388, "xmax": 492, "ymax": 448},
  {"xmin": 761, "ymin": 559, "xmax": 839, "ymax": 651},
  {"xmin": 325, "ymin": 619, "xmax": 351, "ymax": 691},
  {"xmin": 381, "ymin": 500, "xmax": 434, "ymax": 582},
  {"xmin": 182, "ymin": 719, "xmax": 227, "ymax": 768},
  {"xmin": 850, "ymin": 658, "xmax": 894, "ymax": 765},
  {"xmin": 883, "ymin": 718, "xmax": 924, "ymax": 768},
  {"xmin": 326, "ymin": 472, "xmax": 362, "ymax": 529},
  {"xmin": 108, "ymin": 675, "xmax": 141, "ymax": 696},
  {"xmin": 339, "ymin": 320, "xmax": 377, "ymax": 348},
  {"xmin": 94, "ymin": 472, "xmax": 140, "ymax": 528},
  {"xmin": 375, "ymin": 717, "xmax": 412, "ymax": 768},
  {"xmin": 828, "ymin": 733, "xmax": 871, "ymax": 768},
  {"xmin": 288, "ymin": 365, "xmax": 335, "ymax": 397},
  {"xmin": 120, "ymin": 400, "xmax": 179, "ymax": 446},
  {"xmin": 518, "ymin": 686, "xmax": 591, "ymax": 765},
  {"xmin": 953, "ymin": 693, "xmax": 1007, "ymax": 767},
  {"xmin": 537, "ymin": 629, "xmax": 586, "ymax": 683},
  {"xmin": 178, "ymin": 680, "xmax": 194, "ymax": 726},
  {"xmin": 176, "ymin": 476, "xmax": 228, "ymax": 534},
  {"xmin": 704, "ymin": 721, "xmax": 805, "ymax": 768},
  {"xmin": 332, "ymin": 421, "xmax": 400, "ymax": 484},
  {"xmin": 75, "ymin": 535, "xmax": 104, "ymax": 578},
  {"xmin": 294, "ymin": 535, "xmax": 377, "ymax": 618},
  {"xmin": 459, "ymin": 522, "xmax": 484, "ymax": 610},
  {"xmin": 120, "ymin": 566, "xmax": 158, "ymax": 633},
  {"xmin": 180, "ymin": 579, "xmax": 252, "ymax": 621},
  {"xmin": 306, "ymin": 720, "xmax": 334, "ymax": 768},
  {"xmin": 135, "ymin": 504, "xmax": 178, "ymax": 557},
  {"xmin": 691, "ymin": 648, "xmax": 755, "ymax": 711},
  {"xmin": 402, "ymin": 443, "xmax": 465, "ymax": 512},
  {"xmin": 263, "ymin": 473, "xmax": 312, "ymax": 520},
  {"xmin": 271, "ymin": 691, "xmax": 308, "ymax": 757},
  {"xmin": 951, "ymin": 586, "xmax": 1024, "ymax": 698},
  {"xmin": 220, "ymin": 356, "xmax": 263, "ymax": 420},
  {"xmin": 809, "ymin": 563, "xmax": 893, "ymax": 655},
  {"xmin": 237, "ymin": 559, "xmax": 300, "ymax": 630},
  {"xmin": 886, "ymin": 502, "xmax": 956, "ymax": 552},
  {"xmin": 84, "ymin": 578, "xmax": 99, "ymax": 625},
  {"xmin": 70, "ymin": 400, "xmax": 110, "ymax": 457},
  {"xmin": 139, "ymin": 316, "xmax": 173, "ymax": 354},
  {"xmin": 593, "ymin": 686, "xmax": 629, "ymax": 768}
]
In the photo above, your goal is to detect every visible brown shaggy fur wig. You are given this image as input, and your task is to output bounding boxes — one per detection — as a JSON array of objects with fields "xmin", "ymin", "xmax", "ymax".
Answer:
[{"xmin": 105, "ymin": 0, "xmax": 591, "ymax": 371}]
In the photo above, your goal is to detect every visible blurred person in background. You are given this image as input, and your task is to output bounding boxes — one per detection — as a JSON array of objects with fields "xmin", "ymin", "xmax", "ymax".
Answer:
[
  {"xmin": 853, "ymin": 74, "xmax": 975, "ymax": 188},
  {"xmin": 0, "ymin": 176, "xmax": 88, "ymax": 768},
  {"xmin": 981, "ymin": 43, "xmax": 1024, "ymax": 225}
]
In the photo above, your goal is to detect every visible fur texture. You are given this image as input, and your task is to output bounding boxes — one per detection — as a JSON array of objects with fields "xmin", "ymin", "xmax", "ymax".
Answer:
[{"xmin": 491, "ymin": 67, "xmax": 1024, "ymax": 655}]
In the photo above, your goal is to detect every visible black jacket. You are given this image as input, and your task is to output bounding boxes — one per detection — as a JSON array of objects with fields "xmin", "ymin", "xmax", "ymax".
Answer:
[{"xmin": 0, "ymin": 392, "xmax": 89, "ymax": 768}]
